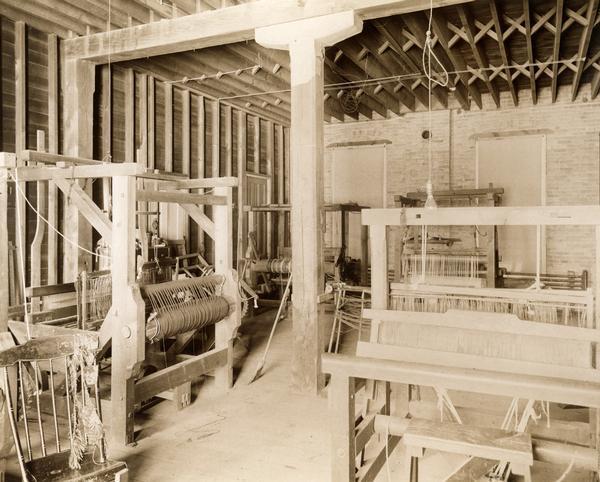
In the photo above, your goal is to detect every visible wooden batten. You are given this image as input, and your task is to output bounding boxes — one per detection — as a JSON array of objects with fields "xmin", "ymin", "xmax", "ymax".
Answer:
[
  {"xmin": 47, "ymin": 33, "xmax": 59, "ymax": 285},
  {"xmin": 165, "ymin": 82, "xmax": 174, "ymax": 172},
  {"xmin": 30, "ymin": 132, "xmax": 47, "ymax": 312}
]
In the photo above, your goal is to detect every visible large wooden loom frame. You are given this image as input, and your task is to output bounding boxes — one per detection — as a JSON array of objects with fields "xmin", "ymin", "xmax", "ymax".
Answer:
[
  {"xmin": 323, "ymin": 204, "xmax": 600, "ymax": 481},
  {"xmin": 0, "ymin": 150, "xmax": 241, "ymax": 447}
]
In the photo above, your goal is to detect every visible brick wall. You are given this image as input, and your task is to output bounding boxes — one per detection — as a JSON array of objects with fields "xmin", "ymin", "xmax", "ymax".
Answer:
[{"xmin": 324, "ymin": 84, "xmax": 600, "ymax": 280}]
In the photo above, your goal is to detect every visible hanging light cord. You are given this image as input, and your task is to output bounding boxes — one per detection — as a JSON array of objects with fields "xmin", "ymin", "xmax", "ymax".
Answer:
[{"xmin": 421, "ymin": 0, "xmax": 449, "ymax": 208}]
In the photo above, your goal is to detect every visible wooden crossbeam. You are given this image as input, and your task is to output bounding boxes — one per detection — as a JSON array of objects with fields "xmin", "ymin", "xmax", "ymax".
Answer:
[
  {"xmin": 13, "ymin": 163, "xmax": 143, "ymax": 182},
  {"xmin": 429, "ymin": 13, "xmax": 482, "ymax": 109},
  {"xmin": 362, "ymin": 205, "xmax": 600, "ymax": 227},
  {"xmin": 54, "ymin": 179, "xmax": 112, "ymax": 240},
  {"xmin": 571, "ymin": 0, "xmax": 599, "ymax": 100},
  {"xmin": 551, "ymin": 0, "xmax": 565, "ymax": 102},
  {"xmin": 135, "ymin": 348, "xmax": 228, "ymax": 403},
  {"xmin": 457, "ymin": 5, "xmax": 500, "ymax": 108},
  {"xmin": 489, "ymin": 0, "xmax": 518, "ymax": 106},
  {"xmin": 181, "ymin": 204, "xmax": 216, "ymax": 239},
  {"xmin": 136, "ymin": 190, "xmax": 227, "ymax": 205}
]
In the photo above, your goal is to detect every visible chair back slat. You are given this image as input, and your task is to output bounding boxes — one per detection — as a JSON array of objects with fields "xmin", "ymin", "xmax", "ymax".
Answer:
[{"xmin": 0, "ymin": 333, "xmax": 103, "ymax": 480}]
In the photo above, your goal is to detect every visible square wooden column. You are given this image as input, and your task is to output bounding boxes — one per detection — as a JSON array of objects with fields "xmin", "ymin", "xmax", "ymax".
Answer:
[
  {"xmin": 257, "ymin": 11, "xmax": 362, "ymax": 393},
  {"xmin": 62, "ymin": 59, "xmax": 95, "ymax": 281}
]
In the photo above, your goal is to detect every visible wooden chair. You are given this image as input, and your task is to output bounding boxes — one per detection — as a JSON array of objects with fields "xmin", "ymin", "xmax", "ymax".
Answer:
[{"xmin": 0, "ymin": 334, "xmax": 128, "ymax": 481}]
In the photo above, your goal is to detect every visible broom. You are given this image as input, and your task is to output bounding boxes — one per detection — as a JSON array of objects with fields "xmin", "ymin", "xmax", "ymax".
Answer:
[{"xmin": 249, "ymin": 273, "xmax": 293, "ymax": 384}]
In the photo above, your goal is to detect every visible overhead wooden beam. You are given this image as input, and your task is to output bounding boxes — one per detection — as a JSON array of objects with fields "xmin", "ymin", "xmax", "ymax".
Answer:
[
  {"xmin": 489, "ymin": 0, "xmax": 519, "ymax": 106},
  {"xmin": 64, "ymin": 0, "xmax": 473, "ymax": 63},
  {"xmin": 458, "ymin": 4, "xmax": 500, "ymax": 108},
  {"xmin": 551, "ymin": 0, "xmax": 565, "ymax": 102},
  {"xmin": 127, "ymin": 60, "xmax": 290, "ymax": 126},
  {"xmin": 571, "ymin": 0, "xmax": 599, "ymax": 100},
  {"xmin": 137, "ymin": 190, "xmax": 227, "ymax": 205},
  {"xmin": 430, "ymin": 12, "xmax": 482, "ymax": 109},
  {"xmin": 522, "ymin": 0, "xmax": 537, "ymax": 105}
]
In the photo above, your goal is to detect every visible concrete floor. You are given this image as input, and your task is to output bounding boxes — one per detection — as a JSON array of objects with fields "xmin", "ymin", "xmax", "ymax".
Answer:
[
  {"xmin": 110, "ymin": 308, "xmax": 332, "ymax": 482},
  {"xmin": 4, "ymin": 308, "xmax": 593, "ymax": 481}
]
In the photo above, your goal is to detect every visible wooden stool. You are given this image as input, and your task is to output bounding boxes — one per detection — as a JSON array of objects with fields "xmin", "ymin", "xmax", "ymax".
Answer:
[{"xmin": 401, "ymin": 419, "xmax": 533, "ymax": 482}]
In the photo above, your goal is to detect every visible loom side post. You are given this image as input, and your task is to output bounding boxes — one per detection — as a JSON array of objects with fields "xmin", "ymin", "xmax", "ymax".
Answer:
[
  {"xmin": 110, "ymin": 174, "xmax": 145, "ymax": 447},
  {"xmin": 214, "ymin": 186, "xmax": 240, "ymax": 391}
]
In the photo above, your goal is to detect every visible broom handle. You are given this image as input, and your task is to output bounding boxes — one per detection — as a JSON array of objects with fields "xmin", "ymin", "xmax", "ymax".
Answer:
[{"xmin": 259, "ymin": 273, "xmax": 293, "ymax": 365}]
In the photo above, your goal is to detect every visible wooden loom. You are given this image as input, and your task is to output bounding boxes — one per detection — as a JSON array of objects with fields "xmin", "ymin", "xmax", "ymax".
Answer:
[
  {"xmin": 322, "ymin": 204, "xmax": 600, "ymax": 481},
  {"xmin": 243, "ymin": 203, "xmax": 369, "ymax": 299},
  {"xmin": 0, "ymin": 150, "xmax": 241, "ymax": 447},
  {"xmin": 394, "ymin": 186, "xmax": 502, "ymax": 288}
]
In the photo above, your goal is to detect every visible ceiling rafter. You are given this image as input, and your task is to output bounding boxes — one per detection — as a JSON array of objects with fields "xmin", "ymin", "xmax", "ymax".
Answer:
[
  {"xmin": 551, "ymin": 0, "xmax": 565, "ymax": 102},
  {"xmin": 489, "ymin": 0, "xmax": 519, "ymax": 106},
  {"xmin": 357, "ymin": 27, "xmax": 430, "ymax": 110},
  {"xmin": 571, "ymin": 0, "xmax": 599, "ymax": 100},
  {"xmin": 458, "ymin": 4, "xmax": 500, "ymax": 107},
  {"xmin": 523, "ymin": 0, "xmax": 537, "ymax": 104},
  {"xmin": 430, "ymin": 11, "xmax": 482, "ymax": 109}
]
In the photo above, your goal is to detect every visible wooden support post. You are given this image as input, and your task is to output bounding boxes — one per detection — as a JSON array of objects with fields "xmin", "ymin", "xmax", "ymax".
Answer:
[
  {"xmin": 125, "ymin": 69, "xmax": 135, "ymax": 162},
  {"xmin": 253, "ymin": 116, "xmax": 260, "ymax": 174},
  {"xmin": 148, "ymin": 76, "xmax": 155, "ymax": 170},
  {"xmin": 369, "ymin": 224, "xmax": 388, "ymax": 342},
  {"xmin": 15, "ymin": 22, "xmax": 27, "ymax": 291},
  {"xmin": 182, "ymin": 90, "xmax": 191, "ymax": 252},
  {"xmin": 213, "ymin": 186, "xmax": 237, "ymax": 391},
  {"xmin": 47, "ymin": 34, "xmax": 59, "ymax": 285},
  {"xmin": 212, "ymin": 100, "xmax": 220, "ymax": 177},
  {"xmin": 165, "ymin": 82, "xmax": 173, "ymax": 172},
  {"xmin": 256, "ymin": 11, "xmax": 362, "ymax": 393},
  {"xmin": 329, "ymin": 375, "xmax": 356, "ymax": 481},
  {"xmin": 139, "ymin": 74, "xmax": 149, "ymax": 167},
  {"xmin": 110, "ymin": 176, "xmax": 144, "ymax": 446},
  {"xmin": 276, "ymin": 125, "xmax": 285, "ymax": 255},
  {"xmin": 0, "ymin": 154, "xmax": 16, "ymax": 331},
  {"xmin": 196, "ymin": 96, "xmax": 206, "ymax": 255},
  {"xmin": 266, "ymin": 120, "xmax": 274, "ymax": 258},
  {"xmin": 101, "ymin": 65, "xmax": 112, "ymax": 213},
  {"xmin": 30, "ymin": 132, "xmax": 47, "ymax": 312},
  {"xmin": 62, "ymin": 58, "xmax": 95, "ymax": 281},
  {"xmin": 224, "ymin": 105, "xmax": 232, "ymax": 177},
  {"xmin": 237, "ymin": 111, "xmax": 247, "ymax": 270}
]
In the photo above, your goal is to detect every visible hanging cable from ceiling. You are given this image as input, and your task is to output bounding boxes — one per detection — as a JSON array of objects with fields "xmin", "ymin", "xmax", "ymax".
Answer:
[{"xmin": 421, "ymin": 0, "xmax": 449, "ymax": 209}]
